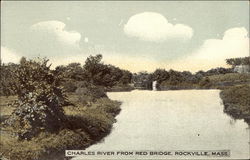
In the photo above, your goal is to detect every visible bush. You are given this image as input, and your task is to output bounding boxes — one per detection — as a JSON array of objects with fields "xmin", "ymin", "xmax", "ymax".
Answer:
[
  {"xmin": 0, "ymin": 62, "xmax": 19, "ymax": 96},
  {"xmin": 62, "ymin": 80, "xmax": 78, "ymax": 93},
  {"xmin": 199, "ymin": 77, "xmax": 212, "ymax": 88},
  {"xmin": 4, "ymin": 57, "xmax": 67, "ymax": 140},
  {"xmin": 75, "ymin": 81, "xmax": 107, "ymax": 105}
]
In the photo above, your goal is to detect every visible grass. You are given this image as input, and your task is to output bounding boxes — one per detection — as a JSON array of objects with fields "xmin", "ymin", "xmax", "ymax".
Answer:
[
  {"xmin": 208, "ymin": 73, "xmax": 250, "ymax": 83},
  {"xmin": 220, "ymin": 85, "xmax": 250, "ymax": 125},
  {"xmin": 0, "ymin": 94, "xmax": 121, "ymax": 160},
  {"xmin": 207, "ymin": 73, "xmax": 250, "ymax": 89}
]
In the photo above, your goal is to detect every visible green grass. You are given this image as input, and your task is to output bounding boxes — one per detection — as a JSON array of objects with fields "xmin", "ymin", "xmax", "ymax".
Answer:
[
  {"xmin": 0, "ymin": 94, "xmax": 121, "ymax": 160},
  {"xmin": 199, "ymin": 73, "xmax": 250, "ymax": 89},
  {"xmin": 220, "ymin": 85, "xmax": 250, "ymax": 125},
  {"xmin": 208, "ymin": 73, "xmax": 250, "ymax": 83}
]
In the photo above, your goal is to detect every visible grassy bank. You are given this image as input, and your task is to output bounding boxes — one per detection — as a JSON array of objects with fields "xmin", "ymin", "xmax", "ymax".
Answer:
[
  {"xmin": 206, "ymin": 73, "xmax": 250, "ymax": 125},
  {"xmin": 0, "ymin": 94, "xmax": 121, "ymax": 160},
  {"xmin": 207, "ymin": 73, "xmax": 250, "ymax": 89},
  {"xmin": 158, "ymin": 73, "xmax": 250, "ymax": 124},
  {"xmin": 220, "ymin": 85, "xmax": 250, "ymax": 125},
  {"xmin": 106, "ymin": 84, "xmax": 134, "ymax": 92}
]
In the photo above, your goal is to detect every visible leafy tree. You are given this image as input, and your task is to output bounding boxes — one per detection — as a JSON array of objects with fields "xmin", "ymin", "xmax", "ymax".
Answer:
[
  {"xmin": 152, "ymin": 69, "xmax": 169, "ymax": 84},
  {"xmin": 83, "ymin": 54, "xmax": 103, "ymax": 84},
  {"xmin": 54, "ymin": 63, "xmax": 85, "ymax": 92},
  {"xmin": 119, "ymin": 70, "xmax": 132, "ymax": 84},
  {"xmin": 83, "ymin": 54, "xmax": 132, "ymax": 87},
  {"xmin": 132, "ymin": 71, "xmax": 152, "ymax": 89},
  {"xmin": 226, "ymin": 57, "xmax": 250, "ymax": 67},
  {"xmin": 0, "ymin": 62, "xmax": 19, "ymax": 96},
  {"xmin": 54, "ymin": 63, "xmax": 85, "ymax": 81},
  {"xmin": 5, "ymin": 57, "xmax": 67, "ymax": 140}
]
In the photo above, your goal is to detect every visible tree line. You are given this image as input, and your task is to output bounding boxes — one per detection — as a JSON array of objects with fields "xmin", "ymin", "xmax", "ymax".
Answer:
[
  {"xmin": 0, "ymin": 54, "xmax": 133, "ymax": 96},
  {"xmin": 132, "ymin": 67, "xmax": 234, "ymax": 89},
  {"xmin": 0, "ymin": 54, "xmax": 133, "ymax": 140}
]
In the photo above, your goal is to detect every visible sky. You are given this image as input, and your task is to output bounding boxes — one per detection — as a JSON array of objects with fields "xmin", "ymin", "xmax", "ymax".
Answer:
[{"xmin": 1, "ymin": 1, "xmax": 249, "ymax": 73}]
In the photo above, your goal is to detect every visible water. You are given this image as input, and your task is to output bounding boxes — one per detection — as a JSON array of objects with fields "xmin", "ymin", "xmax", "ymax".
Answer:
[{"xmin": 73, "ymin": 90, "xmax": 249, "ymax": 159}]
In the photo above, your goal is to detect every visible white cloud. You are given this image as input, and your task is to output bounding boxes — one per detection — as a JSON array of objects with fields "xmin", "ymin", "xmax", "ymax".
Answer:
[
  {"xmin": 167, "ymin": 27, "xmax": 249, "ymax": 72},
  {"xmin": 124, "ymin": 12, "xmax": 193, "ymax": 42},
  {"xmin": 30, "ymin": 21, "xmax": 81, "ymax": 47},
  {"xmin": 1, "ymin": 46, "xmax": 21, "ymax": 64},
  {"xmin": 107, "ymin": 27, "xmax": 249, "ymax": 73}
]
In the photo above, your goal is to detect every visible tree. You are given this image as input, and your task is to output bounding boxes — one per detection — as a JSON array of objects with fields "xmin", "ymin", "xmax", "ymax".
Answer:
[
  {"xmin": 226, "ymin": 57, "xmax": 250, "ymax": 67},
  {"xmin": 5, "ymin": 57, "xmax": 67, "ymax": 140},
  {"xmin": 83, "ymin": 54, "xmax": 132, "ymax": 87},
  {"xmin": 152, "ymin": 69, "xmax": 169, "ymax": 84},
  {"xmin": 0, "ymin": 62, "xmax": 19, "ymax": 96},
  {"xmin": 83, "ymin": 54, "xmax": 103, "ymax": 84}
]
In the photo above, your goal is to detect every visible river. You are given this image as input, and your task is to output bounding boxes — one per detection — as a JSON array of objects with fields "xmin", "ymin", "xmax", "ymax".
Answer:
[{"xmin": 73, "ymin": 90, "xmax": 249, "ymax": 159}]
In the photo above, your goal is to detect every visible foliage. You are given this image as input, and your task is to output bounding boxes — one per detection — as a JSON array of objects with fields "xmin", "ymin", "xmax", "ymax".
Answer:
[
  {"xmin": 5, "ymin": 57, "xmax": 67, "ymax": 140},
  {"xmin": 226, "ymin": 57, "xmax": 250, "ymax": 66},
  {"xmin": 83, "ymin": 54, "xmax": 132, "ymax": 87},
  {"xmin": 208, "ymin": 73, "xmax": 250, "ymax": 83},
  {"xmin": 196, "ymin": 67, "xmax": 234, "ymax": 77},
  {"xmin": 75, "ymin": 81, "xmax": 107, "ymax": 105},
  {"xmin": 220, "ymin": 85, "xmax": 250, "ymax": 124},
  {"xmin": 54, "ymin": 63, "xmax": 84, "ymax": 81},
  {"xmin": 132, "ymin": 71, "xmax": 152, "ymax": 89},
  {"xmin": 1, "ymin": 95, "xmax": 121, "ymax": 160},
  {"xmin": 198, "ymin": 77, "xmax": 212, "ymax": 88},
  {"xmin": 0, "ymin": 62, "xmax": 19, "ymax": 96},
  {"xmin": 152, "ymin": 69, "xmax": 169, "ymax": 84},
  {"xmin": 61, "ymin": 80, "xmax": 78, "ymax": 93}
]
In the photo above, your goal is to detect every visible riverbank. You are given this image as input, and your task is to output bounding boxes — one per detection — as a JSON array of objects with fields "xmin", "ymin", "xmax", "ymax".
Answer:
[
  {"xmin": 0, "ymin": 94, "xmax": 121, "ymax": 160},
  {"xmin": 155, "ymin": 73, "xmax": 250, "ymax": 124},
  {"xmin": 220, "ymin": 85, "xmax": 250, "ymax": 125},
  {"xmin": 106, "ymin": 84, "xmax": 134, "ymax": 92},
  {"xmin": 86, "ymin": 90, "xmax": 249, "ymax": 159}
]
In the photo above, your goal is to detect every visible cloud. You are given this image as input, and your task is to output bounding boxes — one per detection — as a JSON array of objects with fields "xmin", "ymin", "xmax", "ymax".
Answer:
[
  {"xmin": 30, "ymin": 21, "xmax": 81, "ymax": 47},
  {"xmin": 106, "ymin": 27, "xmax": 249, "ymax": 73},
  {"xmin": 167, "ymin": 27, "xmax": 249, "ymax": 72},
  {"xmin": 13, "ymin": 20, "xmax": 84, "ymax": 58},
  {"xmin": 1, "ymin": 46, "xmax": 21, "ymax": 64},
  {"xmin": 124, "ymin": 12, "xmax": 193, "ymax": 42}
]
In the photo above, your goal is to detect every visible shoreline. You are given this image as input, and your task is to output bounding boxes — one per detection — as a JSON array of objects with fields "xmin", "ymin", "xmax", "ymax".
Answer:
[
  {"xmin": 1, "ymin": 84, "xmax": 249, "ymax": 160},
  {"xmin": 0, "ymin": 95, "xmax": 121, "ymax": 160}
]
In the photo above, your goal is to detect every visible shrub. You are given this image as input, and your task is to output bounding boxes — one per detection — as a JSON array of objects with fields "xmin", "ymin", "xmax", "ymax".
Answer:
[
  {"xmin": 199, "ymin": 77, "xmax": 212, "ymax": 88},
  {"xmin": 62, "ymin": 80, "xmax": 78, "ymax": 93},
  {"xmin": 75, "ymin": 81, "xmax": 107, "ymax": 105},
  {"xmin": 0, "ymin": 62, "xmax": 19, "ymax": 96},
  {"xmin": 4, "ymin": 57, "xmax": 67, "ymax": 140}
]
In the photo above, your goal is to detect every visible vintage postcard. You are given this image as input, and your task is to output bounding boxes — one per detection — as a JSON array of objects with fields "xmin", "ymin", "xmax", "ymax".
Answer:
[{"xmin": 0, "ymin": 1, "xmax": 249, "ymax": 160}]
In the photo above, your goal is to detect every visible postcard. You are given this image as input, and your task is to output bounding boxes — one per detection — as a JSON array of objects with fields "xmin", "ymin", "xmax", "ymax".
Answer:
[{"xmin": 0, "ymin": 1, "xmax": 249, "ymax": 160}]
